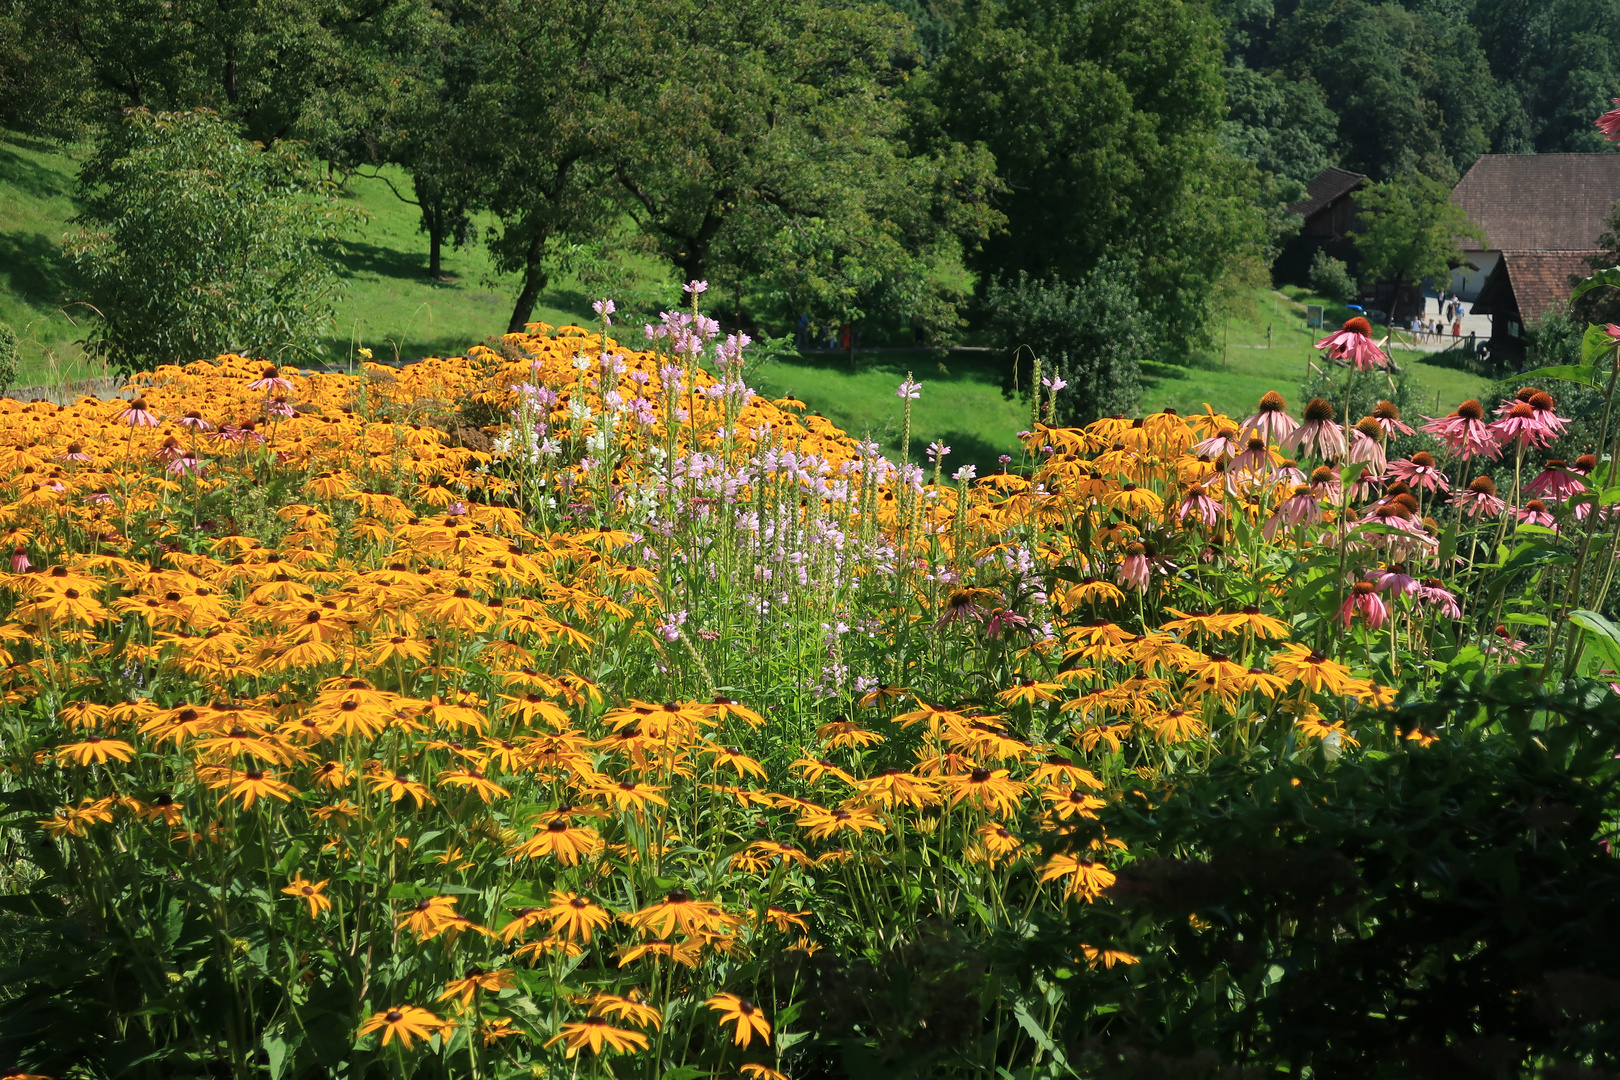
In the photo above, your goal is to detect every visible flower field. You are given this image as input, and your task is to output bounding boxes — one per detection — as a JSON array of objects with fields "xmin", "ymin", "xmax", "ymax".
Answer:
[{"xmin": 3, "ymin": 295, "xmax": 1620, "ymax": 1078}]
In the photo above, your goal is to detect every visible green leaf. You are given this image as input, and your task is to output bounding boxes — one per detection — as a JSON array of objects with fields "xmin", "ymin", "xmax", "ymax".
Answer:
[
  {"xmin": 1531, "ymin": 363, "xmax": 1597, "ymax": 388},
  {"xmin": 1583, "ymin": 321, "xmax": 1619, "ymax": 367},
  {"xmin": 1571, "ymin": 609, "xmax": 1620, "ymax": 676},
  {"xmin": 1572, "ymin": 267, "xmax": 1620, "ymax": 303}
]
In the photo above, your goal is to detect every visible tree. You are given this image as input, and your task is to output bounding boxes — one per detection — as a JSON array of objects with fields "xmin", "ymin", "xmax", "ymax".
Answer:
[
  {"xmin": 1266, "ymin": 0, "xmax": 1507, "ymax": 181},
  {"xmin": 921, "ymin": 0, "xmax": 1273, "ymax": 360},
  {"xmin": 456, "ymin": 0, "xmax": 657, "ymax": 334},
  {"xmin": 67, "ymin": 109, "xmax": 362, "ymax": 372},
  {"xmin": 9, "ymin": 0, "xmax": 436, "ymax": 151},
  {"xmin": 982, "ymin": 264, "xmax": 1148, "ymax": 425},
  {"xmin": 612, "ymin": 0, "xmax": 999, "ymax": 337},
  {"xmin": 1220, "ymin": 62, "xmax": 1337, "ymax": 196},
  {"xmin": 1351, "ymin": 174, "xmax": 1481, "ymax": 300}
]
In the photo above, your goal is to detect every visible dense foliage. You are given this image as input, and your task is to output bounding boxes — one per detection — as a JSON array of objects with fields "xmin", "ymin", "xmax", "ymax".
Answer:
[
  {"xmin": 0, "ymin": 281, "xmax": 1616, "ymax": 1075},
  {"xmin": 67, "ymin": 109, "xmax": 363, "ymax": 374}
]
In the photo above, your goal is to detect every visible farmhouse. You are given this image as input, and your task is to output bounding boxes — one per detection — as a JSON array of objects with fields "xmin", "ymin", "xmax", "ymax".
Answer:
[
  {"xmin": 1274, "ymin": 166, "xmax": 1370, "ymax": 286},
  {"xmin": 1450, "ymin": 154, "xmax": 1620, "ymax": 365}
]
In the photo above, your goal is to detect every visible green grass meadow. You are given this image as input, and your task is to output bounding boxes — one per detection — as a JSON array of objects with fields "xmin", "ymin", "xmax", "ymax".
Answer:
[{"xmin": 0, "ymin": 131, "xmax": 1492, "ymax": 471}]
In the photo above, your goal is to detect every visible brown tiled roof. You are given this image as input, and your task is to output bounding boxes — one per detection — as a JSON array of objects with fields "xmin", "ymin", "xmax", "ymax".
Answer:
[
  {"xmin": 1452, "ymin": 154, "xmax": 1620, "ymax": 250},
  {"xmin": 1471, "ymin": 250, "xmax": 1600, "ymax": 322},
  {"xmin": 1287, "ymin": 166, "xmax": 1368, "ymax": 219}
]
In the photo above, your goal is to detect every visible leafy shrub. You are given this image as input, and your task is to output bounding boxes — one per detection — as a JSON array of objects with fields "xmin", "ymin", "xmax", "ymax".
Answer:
[
  {"xmin": 983, "ymin": 263, "xmax": 1147, "ymax": 425},
  {"xmin": 0, "ymin": 322, "xmax": 17, "ymax": 392},
  {"xmin": 1308, "ymin": 249, "xmax": 1357, "ymax": 305},
  {"xmin": 67, "ymin": 108, "xmax": 363, "ymax": 374}
]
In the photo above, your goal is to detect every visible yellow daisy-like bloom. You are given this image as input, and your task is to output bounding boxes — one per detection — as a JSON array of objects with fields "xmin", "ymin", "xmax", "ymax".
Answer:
[
  {"xmin": 357, "ymin": 1005, "xmax": 443, "ymax": 1049},
  {"xmin": 438, "ymin": 967, "xmax": 515, "ymax": 1009},
  {"xmin": 1268, "ymin": 643, "xmax": 1357, "ymax": 695},
  {"xmin": 541, "ymin": 891, "xmax": 613, "ymax": 943},
  {"xmin": 544, "ymin": 1016, "xmax": 651, "ymax": 1057},
  {"xmin": 705, "ymin": 992, "xmax": 771, "ymax": 1048},
  {"xmin": 280, "ymin": 873, "xmax": 332, "ymax": 918},
  {"xmin": 1039, "ymin": 853, "xmax": 1117, "ymax": 902},
  {"xmin": 55, "ymin": 735, "xmax": 136, "ymax": 767},
  {"xmin": 940, "ymin": 767, "xmax": 1027, "ymax": 816},
  {"xmin": 1082, "ymin": 945, "xmax": 1140, "ymax": 969}
]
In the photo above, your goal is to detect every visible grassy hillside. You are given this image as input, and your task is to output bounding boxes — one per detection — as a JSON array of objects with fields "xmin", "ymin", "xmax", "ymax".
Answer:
[{"xmin": 0, "ymin": 132, "xmax": 1492, "ymax": 473}]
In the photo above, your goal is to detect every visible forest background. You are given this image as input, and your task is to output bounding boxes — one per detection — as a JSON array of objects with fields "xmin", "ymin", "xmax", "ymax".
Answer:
[{"xmin": 0, "ymin": 0, "xmax": 1614, "ymax": 435}]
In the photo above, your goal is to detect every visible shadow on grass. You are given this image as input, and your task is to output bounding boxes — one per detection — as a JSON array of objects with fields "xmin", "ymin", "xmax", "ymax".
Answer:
[
  {"xmin": 0, "ymin": 229, "xmax": 77, "ymax": 310},
  {"xmin": 770, "ymin": 347, "xmax": 1009, "ymax": 384},
  {"xmin": 0, "ymin": 146, "xmax": 74, "ymax": 202},
  {"xmin": 931, "ymin": 429, "xmax": 1015, "ymax": 472},
  {"xmin": 334, "ymin": 239, "xmax": 447, "ymax": 284}
]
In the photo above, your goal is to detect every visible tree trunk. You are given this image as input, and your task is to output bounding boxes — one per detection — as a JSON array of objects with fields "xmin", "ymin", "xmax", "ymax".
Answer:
[
  {"xmin": 507, "ymin": 232, "xmax": 549, "ymax": 334},
  {"xmin": 428, "ymin": 213, "xmax": 444, "ymax": 280}
]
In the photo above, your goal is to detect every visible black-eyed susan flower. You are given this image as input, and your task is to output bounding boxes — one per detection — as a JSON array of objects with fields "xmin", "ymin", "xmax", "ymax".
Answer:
[
  {"xmin": 438, "ymin": 967, "xmax": 514, "ymax": 1009},
  {"xmin": 705, "ymin": 992, "xmax": 771, "ymax": 1048},
  {"xmin": 280, "ymin": 873, "xmax": 332, "ymax": 918},
  {"xmin": 357, "ymin": 1005, "xmax": 443, "ymax": 1049},
  {"xmin": 541, "ymin": 891, "xmax": 613, "ymax": 943},
  {"xmin": 544, "ymin": 1016, "xmax": 650, "ymax": 1057},
  {"xmin": 55, "ymin": 734, "xmax": 135, "ymax": 767}
]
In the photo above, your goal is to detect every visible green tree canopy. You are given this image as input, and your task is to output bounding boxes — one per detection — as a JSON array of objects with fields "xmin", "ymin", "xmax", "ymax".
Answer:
[
  {"xmin": 1350, "ymin": 173, "xmax": 1482, "ymax": 289},
  {"xmin": 68, "ymin": 108, "xmax": 362, "ymax": 371},
  {"xmin": 613, "ymin": 0, "xmax": 1000, "ymax": 336},
  {"xmin": 920, "ymin": 0, "xmax": 1274, "ymax": 358}
]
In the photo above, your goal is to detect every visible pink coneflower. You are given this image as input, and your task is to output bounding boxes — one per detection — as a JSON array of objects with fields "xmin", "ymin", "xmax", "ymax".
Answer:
[
  {"xmin": 1516, "ymin": 499, "xmax": 1557, "ymax": 528},
  {"xmin": 1485, "ymin": 623, "xmax": 1529, "ymax": 661},
  {"xmin": 1307, "ymin": 464, "xmax": 1342, "ymax": 504},
  {"xmin": 1374, "ymin": 563, "xmax": 1419, "ymax": 595},
  {"xmin": 1422, "ymin": 400, "xmax": 1500, "ymax": 460},
  {"xmin": 1386, "ymin": 450, "xmax": 1449, "ymax": 493},
  {"xmin": 1450, "ymin": 475, "xmax": 1505, "ymax": 518},
  {"xmin": 166, "ymin": 454, "xmax": 206, "ymax": 477},
  {"xmin": 56, "ymin": 442, "xmax": 91, "ymax": 463},
  {"xmin": 1263, "ymin": 484, "xmax": 1322, "ymax": 539},
  {"xmin": 266, "ymin": 395, "xmax": 297, "ymax": 419},
  {"xmin": 1228, "ymin": 435, "xmax": 1275, "ymax": 478},
  {"xmin": 1598, "ymin": 98, "xmax": 1620, "ymax": 142},
  {"xmin": 9, "ymin": 546, "xmax": 28, "ymax": 574},
  {"xmin": 1526, "ymin": 391, "xmax": 1570, "ymax": 442},
  {"xmin": 177, "ymin": 410, "xmax": 213, "ymax": 431},
  {"xmin": 1371, "ymin": 399, "xmax": 1414, "ymax": 436},
  {"xmin": 1347, "ymin": 417, "xmax": 1386, "ymax": 476},
  {"xmin": 85, "ymin": 490, "xmax": 113, "ymax": 506},
  {"xmin": 939, "ymin": 589, "xmax": 986, "ymax": 627},
  {"xmin": 1525, "ymin": 459, "xmax": 1585, "ymax": 500},
  {"xmin": 1315, "ymin": 316, "xmax": 1387, "ymax": 371},
  {"xmin": 1240, "ymin": 391, "xmax": 1297, "ymax": 444},
  {"xmin": 1176, "ymin": 483, "xmax": 1222, "ymax": 523},
  {"xmin": 247, "ymin": 365, "xmax": 294, "ymax": 393},
  {"xmin": 155, "ymin": 435, "xmax": 183, "ymax": 464},
  {"xmin": 1191, "ymin": 425, "xmax": 1242, "ymax": 460},
  {"xmin": 118, "ymin": 397, "xmax": 159, "ymax": 427},
  {"xmin": 1417, "ymin": 577, "xmax": 1462, "ymax": 619},
  {"xmin": 1489, "ymin": 399, "xmax": 1560, "ymax": 450},
  {"xmin": 984, "ymin": 606, "xmax": 1031, "ymax": 639},
  {"xmin": 1117, "ymin": 543, "xmax": 1152, "ymax": 592},
  {"xmin": 1270, "ymin": 458, "xmax": 1307, "ymax": 486},
  {"xmin": 1284, "ymin": 397, "xmax": 1346, "ymax": 459},
  {"xmin": 1337, "ymin": 580, "xmax": 1389, "ymax": 629}
]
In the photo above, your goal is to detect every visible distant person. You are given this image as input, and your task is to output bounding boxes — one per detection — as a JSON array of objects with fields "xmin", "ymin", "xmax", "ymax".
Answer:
[
  {"xmin": 796, "ymin": 314, "xmax": 810, "ymax": 349},
  {"xmin": 1452, "ymin": 318, "xmax": 1461, "ymax": 338},
  {"xmin": 839, "ymin": 323, "xmax": 852, "ymax": 352}
]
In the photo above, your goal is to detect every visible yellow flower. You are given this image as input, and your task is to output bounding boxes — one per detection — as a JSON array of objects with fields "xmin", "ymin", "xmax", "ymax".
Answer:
[
  {"xmin": 438, "ymin": 967, "xmax": 515, "ymax": 1009},
  {"xmin": 280, "ymin": 873, "xmax": 332, "ymax": 918},
  {"xmin": 544, "ymin": 1017, "xmax": 650, "ymax": 1057},
  {"xmin": 1038, "ymin": 853, "xmax": 1117, "ymax": 902},
  {"xmin": 1081, "ymin": 945, "xmax": 1140, "ymax": 969},
  {"xmin": 705, "ymin": 992, "xmax": 771, "ymax": 1048},
  {"xmin": 357, "ymin": 1005, "xmax": 443, "ymax": 1049},
  {"xmin": 55, "ymin": 735, "xmax": 135, "ymax": 767}
]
